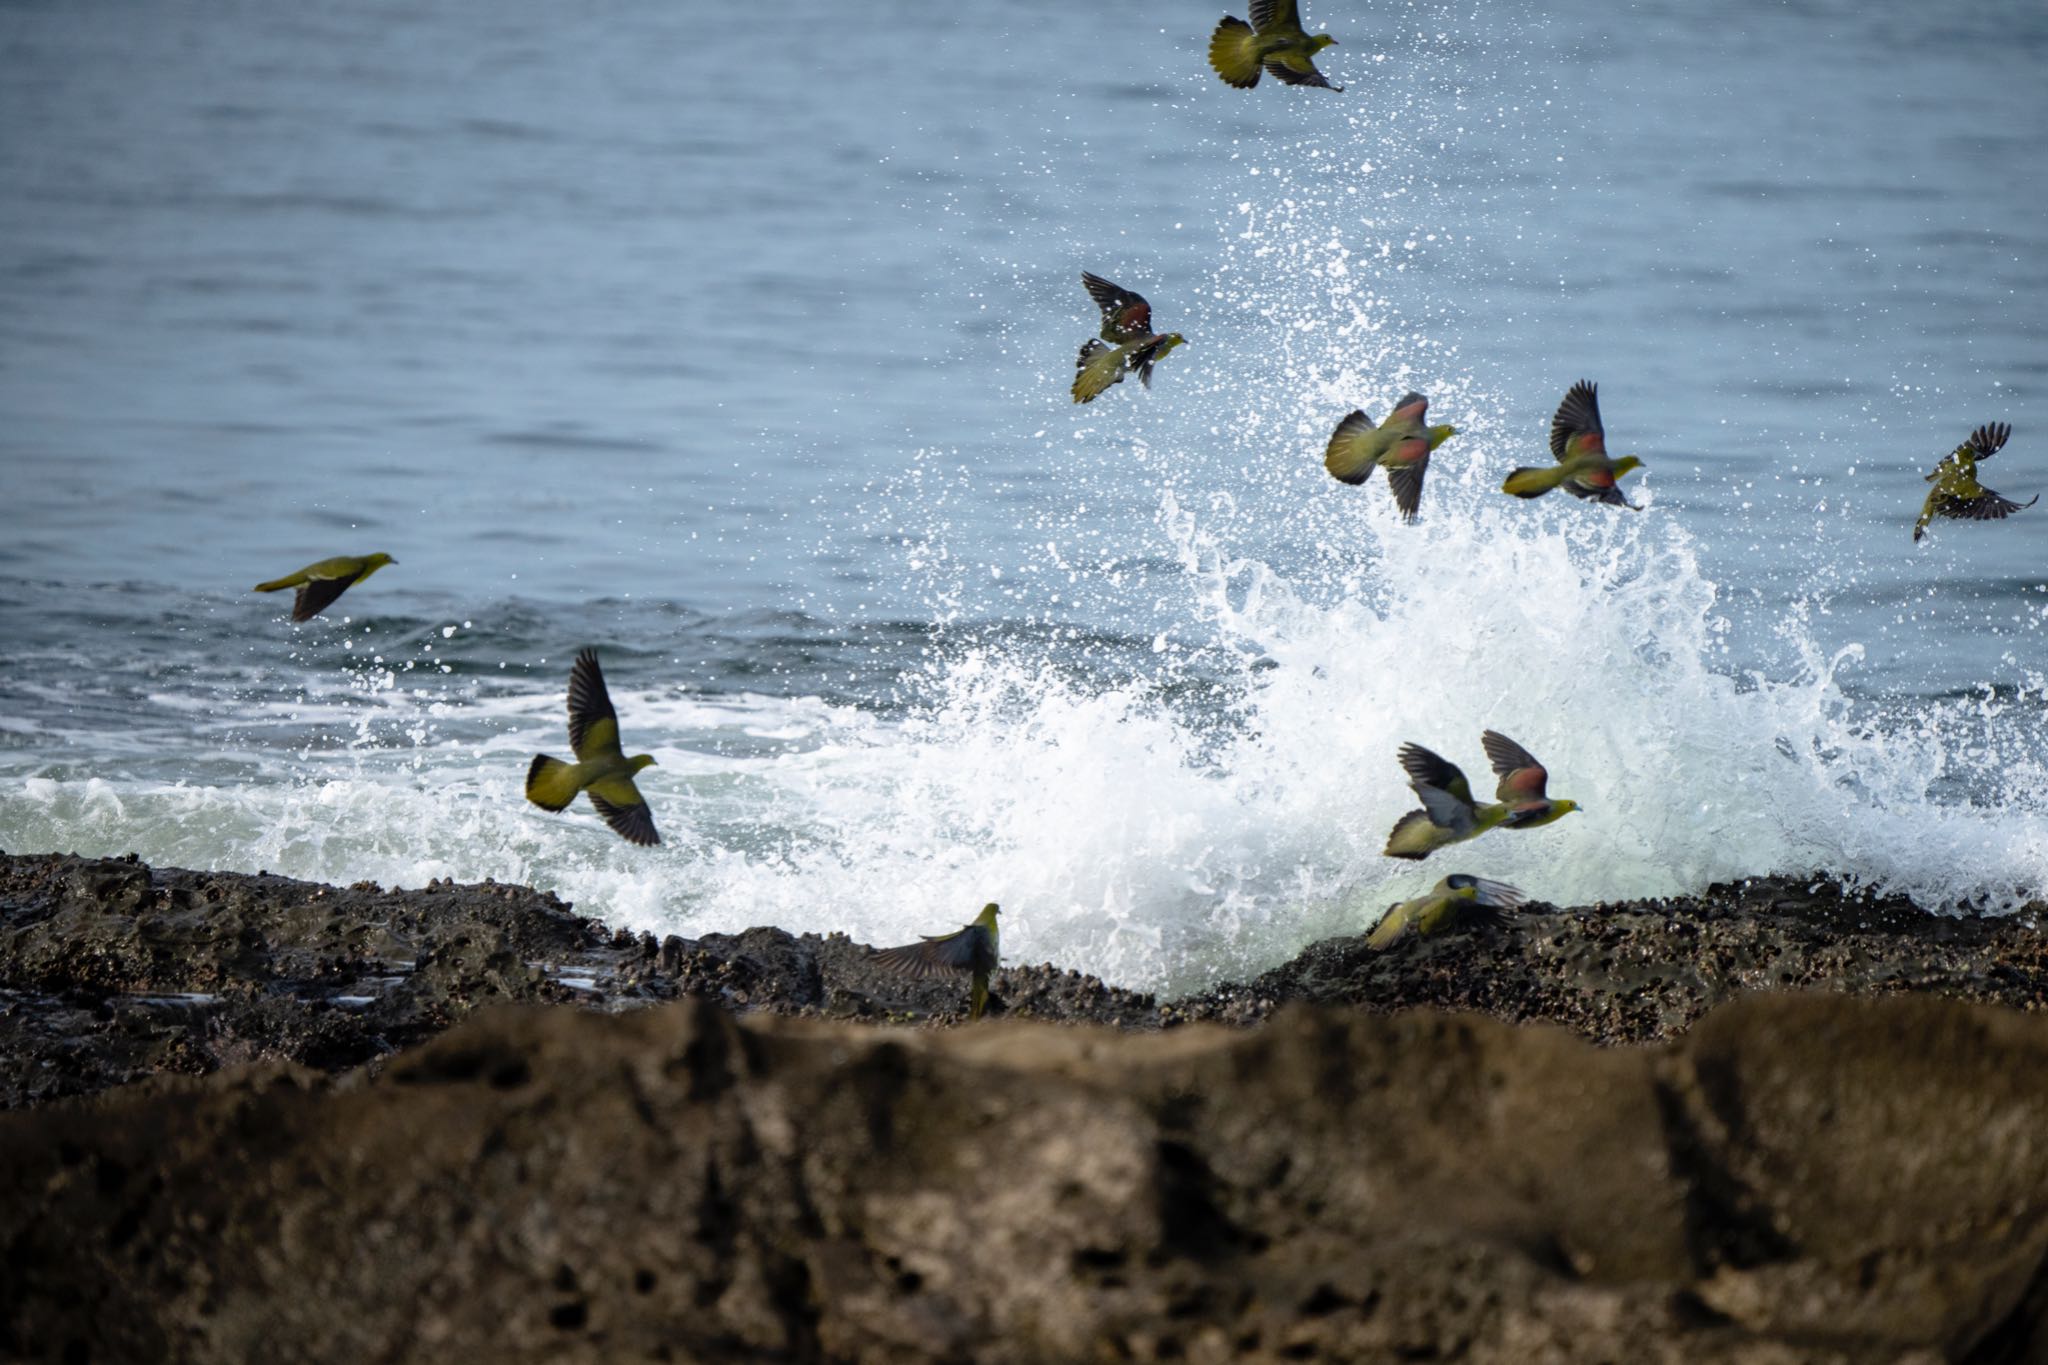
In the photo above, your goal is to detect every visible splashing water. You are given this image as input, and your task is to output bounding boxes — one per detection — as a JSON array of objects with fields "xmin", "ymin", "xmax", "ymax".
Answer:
[{"xmin": 5, "ymin": 1, "xmax": 2046, "ymax": 994}]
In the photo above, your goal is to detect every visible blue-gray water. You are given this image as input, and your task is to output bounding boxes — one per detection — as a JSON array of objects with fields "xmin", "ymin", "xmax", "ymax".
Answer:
[{"xmin": 3, "ymin": 0, "xmax": 2044, "ymax": 990}]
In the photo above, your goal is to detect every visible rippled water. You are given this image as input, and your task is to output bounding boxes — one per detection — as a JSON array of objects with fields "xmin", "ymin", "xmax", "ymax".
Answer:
[{"xmin": 2, "ymin": 0, "xmax": 2044, "ymax": 990}]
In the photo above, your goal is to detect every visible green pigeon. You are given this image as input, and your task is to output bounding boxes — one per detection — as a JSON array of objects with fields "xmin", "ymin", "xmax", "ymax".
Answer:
[
  {"xmin": 524, "ymin": 648, "xmax": 660, "ymax": 846},
  {"xmin": 1366, "ymin": 874, "xmax": 1527, "ymax": 950},
  {"xmin": 1324, "ymin": 392, "xmax": 1459, "ymax": 522},
  {"xmin": 1073, "ymin": 272, "xmax": 1186, "ymax": 404},
  {"xmin": 1502, "ymin": 381, "xmax": 1644, "ymax": 507},
  {"xmin": 1914, "ymin": 422, "xmax": 2034, "ymax": 542},
  {"xmin": 872, "ymin": 903, "xmax": 1002, "ymax": 1021},
  {"xmin": 1383, "ymin": 732, "xmax": 1580, "ymax": 860},
  {"xmin": 252, "ymin": 553, "xmax": 395, "ymax": 622},
  {"xmin": 1208, "ymin": 0, "xmax": 1341, "ymax": 90}
]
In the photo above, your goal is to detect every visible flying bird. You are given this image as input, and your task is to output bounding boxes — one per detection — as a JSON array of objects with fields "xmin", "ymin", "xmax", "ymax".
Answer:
[
  {"xmin": 1383, "ymin": 732, "xmax": 1579, "ymax": 860},
  {"xmin": 1324, "ymin": 392, "xmax": 1459, "ymax": 522},
  {"xmin": 1366, "ymin": 875, "xmax": 1527, "ymax": 950},
  {"xmin": 1073, "ymin": 272, "xmax": 1186, "ymax": 403},
  {"xmin": 252, "ymin": 553, "xmax": 395, "ymax": 622},
  {"xmin": 1502, "ymin": 381, "xmax": 1643, "ymax": 507},
  {"xmin": 1209, "ymin": 0, "xmax": 1341, "ymax": 90},
  {"xmin": 872, "ymin": 903, "xmax": 1002, "ymax": 1021},
  {"xmin": 525, "ymin": 648, "xmax": 660, "ymax": 846},
  {"xmin": 1914, "ymin": 422, "xmax": 2035, "ymax": 543}
]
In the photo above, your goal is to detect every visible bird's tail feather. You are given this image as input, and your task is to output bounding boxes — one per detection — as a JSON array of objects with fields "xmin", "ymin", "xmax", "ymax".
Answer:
[
  {"xmin": 1365, "ymin": 910, "xmax": 1406, "ymax": 949},
  {"xmin": 1323, "ymin": 409, "xmax": 1382, "ymax": 485},
  {"xmin": 1072, "ymin": 339, "xmax": 1125, "ymax": 404},
  {"xmin": 525, "ymin": 754, "xmax": 582, "ymax": 811},
  {"xmin": 1208, "ymin": 16, "xmax": 1263, "ymax": 88},
  {"xmin": 1502, "ymin": 465, "xmax": 1569, "ymax": 499},
  {"xmin": 252, "ymin": 572, "xmax": 306, "ymax": 593},
  {"xmin": 1382, "ymin": 810, "xmax": 1439, "ymax": 859}
]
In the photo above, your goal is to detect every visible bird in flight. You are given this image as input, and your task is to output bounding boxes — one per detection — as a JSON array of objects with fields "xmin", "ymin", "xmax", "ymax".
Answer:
[
  {"xmin": 525, "ymin": 648, "xmax": 661, "ymax": 846},
  {"xmin": 872, "ymin": 903, "xmax": 1003, "ymax": 1021},
  {"xmin": 252, "ymin": 553, "xmax": 395, "ymax": 622},
  {"xmin": 1208, "ymin": 0, "xmax": 1341, "ymax": 91},
  {"xmin": 1914, "ymin": 422, "xmax": 2034, "ymax": 543},
  {"xmin": 1324, "ymin": 392, "xmax": 1459, "ymax": 522},
  {"xmin": 1383, "ymin": 731, "xmax": 1580, "ymax": 859},
  {"xmin": 1366, "ymin": 874, "xmax": 1527, "ymax": 949},
  {"xmin": 1502, "ymin": 381, "xmax": 1644, "ymax": 508},
  {"xmin": 1073, "ymin": 272, "xmax": 1185, "ymax": 404}
]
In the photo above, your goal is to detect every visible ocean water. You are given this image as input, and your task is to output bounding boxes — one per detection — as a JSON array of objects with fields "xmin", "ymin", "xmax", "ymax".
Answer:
[{"xmin": 2, "ymin": 0, "xmax": 2044, "ymax": 993}]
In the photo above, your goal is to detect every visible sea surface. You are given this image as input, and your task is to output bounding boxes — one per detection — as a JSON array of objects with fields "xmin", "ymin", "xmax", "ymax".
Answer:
[{"xmin": 3, "ymin": 0, "xmax": 2045, "ymax": 992}]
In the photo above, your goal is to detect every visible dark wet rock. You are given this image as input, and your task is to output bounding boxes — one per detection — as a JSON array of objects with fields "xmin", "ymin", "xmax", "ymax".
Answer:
[
  {"xmin": 0, "ymin": 851, "xmax": 1158, "ymax": 1108},
  {"xmin": 1172, "ymin": 877, "xmax": 2048, "ymax": 1036},
  {"xmin": 3, "ymin": 851, "xmax": 2045, "ymax": 1110},
  {"xmin": 4, "ymin": 993, "xmax": 2047, "ymax": 1363}
]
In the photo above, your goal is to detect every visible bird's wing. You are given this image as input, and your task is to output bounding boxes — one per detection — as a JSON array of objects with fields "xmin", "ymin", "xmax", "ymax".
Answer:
[
  {"xmin": 872, "ymin": 924, "xmax": 996, "ymax": 979},
  {"xmin": 1945, "ymin": 488, "xmax": 2038, "ymax": 523},
  {"xmin": 1481, "ymin": 730, "xmax": 1551, "ymax": 801},
  {"xmin": 1550, "ymin": 381, "xmax": 1604, "ymax": 462},
  {"xmin": 1073, "ymin": 339, "xmax": 1129, "ymax": 403},
  {"xmin": 1467, "ymin": 878, "xmax": 1527, "ymax": 910},
  {"xmin": 1385, "ymin": 392, "xmax": 1430, "ymax": 428},
  {"xmin": 291, "ymin": 567, "xmax": 366, "ymax": 622},
  {"xmin": 1413, "ymin": 783, "xmax": 1477, "ymax": 836},
  {"xmin": 1081, "ymin": 272, "xmax": 1153, "ymax": 343},
  {"xmin": 567, "ymin": 648, "xmax": 626, "ymax": 761},
  {"xmin": 1563, "ymin": 468, "xmax": 1639, "ymax": 509},
  {"xmin": 1323, "ymin": 410, "xmax": 1382, "ymax": 484},
  {"xmin": 1384, "ymin": 443, "xmax": 1431, "ymax": 522},
  {"xmin": 586, "ymin": 774, "xmax": 660, "ymax": 846},
  {"xmin": 1264, "ymin": 55, "xmax": 1337, "ymax": 88},
  {"xmin": 1249, "ymin": 0, "xmax": 1302, "ymax": 34},
  {"xmin": 1398, "ymin": 743, "xmax": 1473, "ymax": 806},
  {"xmin": 1966, "ymin": 422, "xmax": 2012, "ymax": 462}
]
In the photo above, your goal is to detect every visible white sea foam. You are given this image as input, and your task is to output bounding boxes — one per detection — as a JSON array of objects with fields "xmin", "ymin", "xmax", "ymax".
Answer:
[{"xmin": 7, "ymin": 478, "xmax": 2046, "ymax": 993}]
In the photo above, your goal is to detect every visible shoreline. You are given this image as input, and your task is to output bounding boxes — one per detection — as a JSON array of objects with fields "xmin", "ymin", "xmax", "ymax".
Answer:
[
  {"xmin": 6, "ymin": 849, "xmax": 2048, "ymax": 1359},
  {"xmin": 3, "ymin": 848, "xmax": 2043, "ymax": 1109}
]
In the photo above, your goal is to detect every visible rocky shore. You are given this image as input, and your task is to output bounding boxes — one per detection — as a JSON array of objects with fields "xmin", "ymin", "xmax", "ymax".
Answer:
[
  {"xmin": 4, "ymin": 851, "xmax": 2044, "ymax": 1109},
  {"xmin": 4, "ymin": 849, "xmax": 2048, "ymax": 1361}
]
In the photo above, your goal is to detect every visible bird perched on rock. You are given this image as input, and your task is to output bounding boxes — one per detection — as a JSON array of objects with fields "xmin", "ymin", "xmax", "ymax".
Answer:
[
  {"xmin": 525, "ymin": 648, "xmax": 660, "ymax": 846},
  {"xmin": 1383, "ymin": 731, "xmax": 1579, "ymax": 859},
  {"xmin": 1914, "ymin": 422, "xmax": 2035, "ymax": 542},
  {"xmin": 1324, "ymin": 392, "xmax": 1459, "ymax": 522},
  {"xmin": 1073, "ymin": 272, "xmax": 1185, "ymax": 404},
  {"xmin": 872, "ymin": 903, "xmax": 1002, "ymax": 1021},
  {"xmin": 1208, "ymin": 0, "xmax": 1341, "ymax": 90},
  {"xmin": 1502, "ymin": 381, "xmax": 1643, "ymax": 508},
  {"xmin": 252, "ymin": 553, "xmax": 395, "ymax": 622},
  {"xmin": 1366, "ymin": 875, "xmax": 1527, "ymax": 949}
]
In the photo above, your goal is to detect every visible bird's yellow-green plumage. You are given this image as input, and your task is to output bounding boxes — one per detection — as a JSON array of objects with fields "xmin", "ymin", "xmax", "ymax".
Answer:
[
  {"xmin": 252, "ymin": 552, "xmax": 396, "ymax": 622},
  {"xmin": 1324, "ymin": 392, "xmax": 1455, "ymax": 522},
  {"xmin": 1382, "ymin": 733, "xmax": 1579, "ymax": 860},
  {"xmin": 1073, "ymin": 273, "xmax": 1185, "ymax": 403},
  {"xmin": 1366, "ymin": 875, "xmax": 1527, "ymax": 950},
  {"xmin": 1914, "ymin": 422, "xmax": 2034, "ymax": 542},
  {"xmin": 524, "ymin": 647, "xmax": 661, "ymax": 846},
  {"xmin": 1209, "ymin": 0, "xmax": 1341, "ymax": 91},
  {"xmin": 1502, "ymin": 381, "xmax": 1643, "ymax": 508},
  {"xmin": 872, "ymin": 903, "xmax": 1002, "ymax": 1021}
]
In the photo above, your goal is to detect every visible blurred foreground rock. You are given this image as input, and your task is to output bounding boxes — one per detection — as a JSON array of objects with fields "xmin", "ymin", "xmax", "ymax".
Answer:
[{"xmin": 4, "ymin": 993, "xmax": 2046, "ymax": 1363}]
